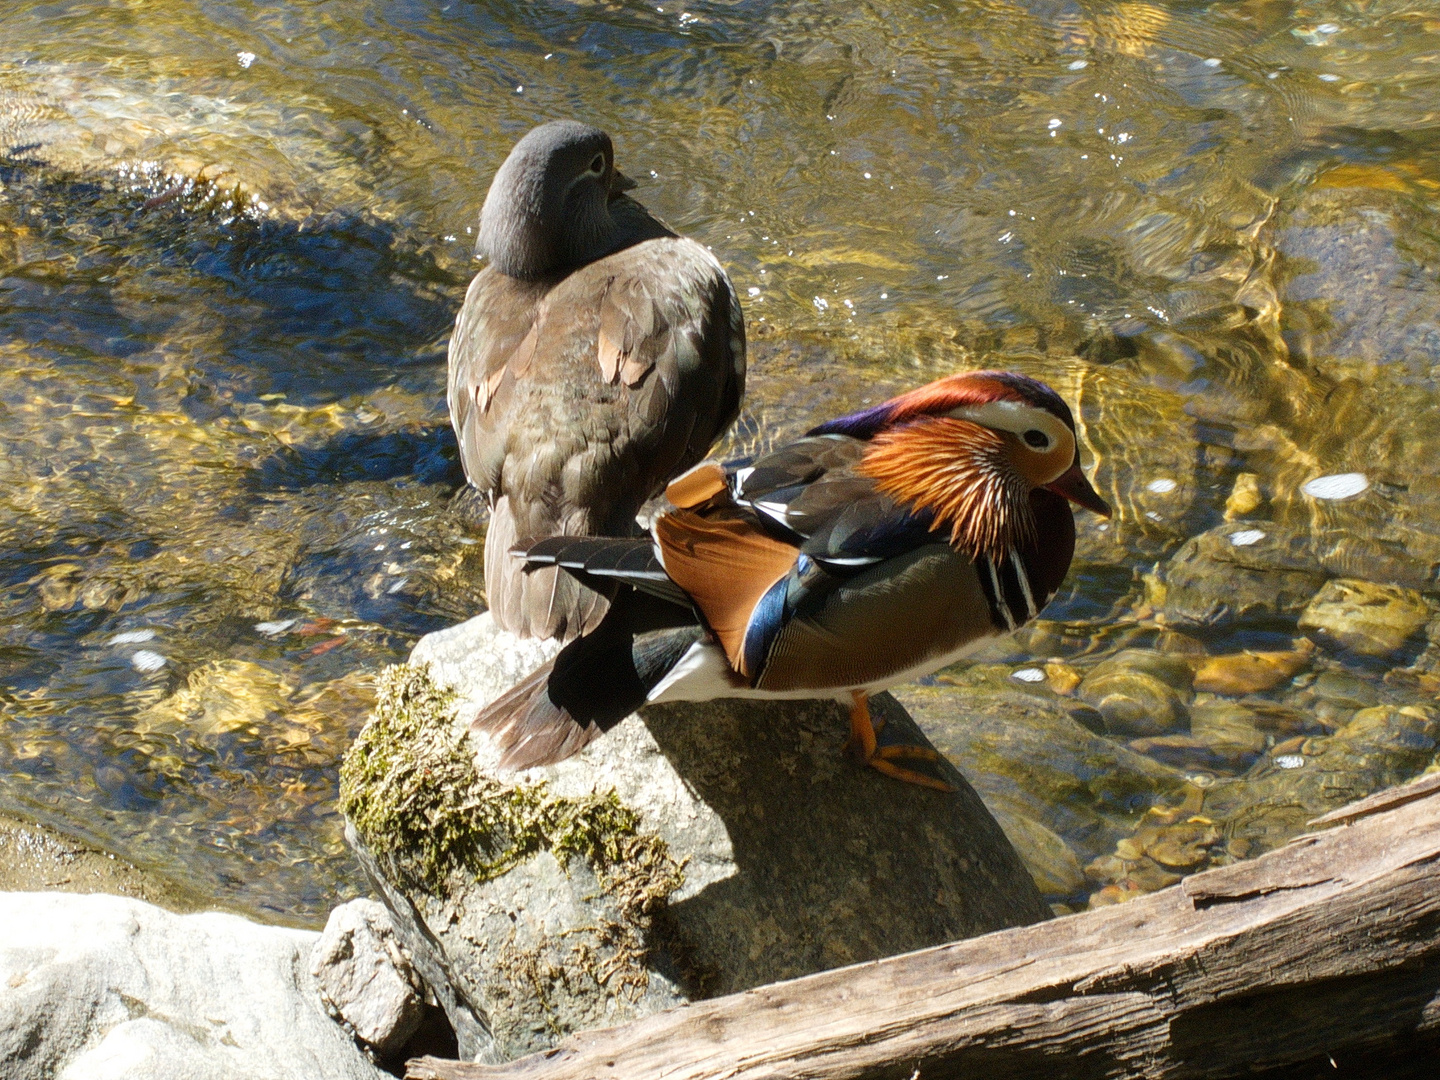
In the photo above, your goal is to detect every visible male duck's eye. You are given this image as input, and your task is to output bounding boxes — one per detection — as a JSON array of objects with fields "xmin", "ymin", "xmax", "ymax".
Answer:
[
  {"xmin": 1023, "ymin": 429, "xmax": 1049, "ymax": 449},
  {"xmin": 588, "ymin": 154, "xmax": 605, "ymax": 174}
]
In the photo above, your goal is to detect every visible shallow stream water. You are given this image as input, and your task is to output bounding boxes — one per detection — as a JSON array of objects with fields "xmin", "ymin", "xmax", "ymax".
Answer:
[{"xmin": 2, "ymin": 0, "xmax": 1439, "ymax": 924}]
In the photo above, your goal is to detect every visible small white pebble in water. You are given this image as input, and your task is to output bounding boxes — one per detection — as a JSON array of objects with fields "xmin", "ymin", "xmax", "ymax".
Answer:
[
  {"xmin": 863, "ymin": 171, "xmax": 872, "ymax": 179},
  {"xmin": 1011, "ymin": 667, "xmax": 1046, "ymax": 683},
  {"xmin": 1317, "ymin": 23, "xmax": 1339, "ymax": 33},
  {"xmin": 1145, "ymin": 510, "xmax": 1163, "ymax": 521},
  {"xmin": 1204, "ymin": 58, "xmax": 1222, "ymax": 67},
  {"xmin": 109, "ymin": 629, "xmax": 156, "ymax": 645},
  {"xmin": 1229, "ymin": 529, "xmax": 1266, "ymax": 547},
  {"xmin": 456, "ymin": 537, "xmax": 478, "ymax": 545},
  {"xmin": 374, "ymin": 543, "xmax": 386, "ymax": 551},
  {"xmin": 1318, "ymin": 73, "xmax": 1340, "ymax": 82},
  {"xmin": 236, "ymin": 51, "xmax": 256, "ymax": 68},
  {"xmin": 747, "ymin": 286, "xmax": 761, "ymax": 297},
  {"xmin": 254, "ymin": 620, "xmax": 296, "ymax": 637},
  {"xmin": 387, "ymin": 578, "xmax": 410, "ymax": 594},
  {"xmin": 1067, "ymin": 60, "xmax": 1087, "ymax": 70},
  {"xmin": 1302, "ymin": 472, "xmax": 1369, "ymax": 501},
  {"xmin": 1047, "ymin": 118, "xmax": 1062, "ymax": 129},
  {"xmin": 813, "ymin": 296, "xmax": 829, "ymax": 311},
  {"xmin": 1187, "ymin": 772, "xmax": 1216, "ymax": 788},
  {"xmin": 1275, "ymin": 754, "xmax": 1306, "ymax": 770},
  {"xmin": 1146, "ymin": 478, "xmax": 1177, "ymax": 494},
  {"xmin": 131, "ymin": 650, "xmax": 166, "ymax": 673}
]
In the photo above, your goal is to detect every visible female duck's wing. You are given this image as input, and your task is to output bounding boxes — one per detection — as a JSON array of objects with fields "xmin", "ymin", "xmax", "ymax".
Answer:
[
  {"xmin": 447, "ymin": 231, "xmax": 745, "ymax": 639},
  {"xmin": 471, "ymin": 590, "xmax": 705, "ymax": 770}
]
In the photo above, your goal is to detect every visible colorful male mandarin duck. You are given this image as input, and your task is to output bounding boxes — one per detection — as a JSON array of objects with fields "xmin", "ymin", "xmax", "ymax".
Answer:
[
  {"xmin": 448, "ymin": 120, "xmax": 746, "ymax": 641},
  {"xmin": 472, "ymin": 370, "xmax": 1109, "ymax": 789}
]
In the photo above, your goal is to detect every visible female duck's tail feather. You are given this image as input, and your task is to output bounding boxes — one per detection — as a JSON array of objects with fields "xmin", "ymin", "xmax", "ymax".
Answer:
[{"xmin": 471, "ymin": 590, "xmax": 704, "ymax": 770}]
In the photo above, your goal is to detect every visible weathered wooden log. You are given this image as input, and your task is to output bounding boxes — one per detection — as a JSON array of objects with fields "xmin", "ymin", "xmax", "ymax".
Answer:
[{"xmin": 409, "ymin": 771, "xmax": 1440, "ymax": 1080}]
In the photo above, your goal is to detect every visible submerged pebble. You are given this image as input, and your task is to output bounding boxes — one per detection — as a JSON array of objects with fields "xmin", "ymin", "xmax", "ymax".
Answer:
[
  {"xmin": 1301, "ymin": 472, "xmax": 1369, "ymax": 500},
  {"xmin": 109, "ymin": 629, "xmax": 157, "ymax": 645},
  {"xmin": 130, "ymin": 650, "xmax": 167, "ymax": 672},
  {"xmin": 1223, "ymin": 473, "xmax": 1264, "ymax": 520},
  {"xmin": 1192, "ymin": 641, "xmax": 1314, "ymax": 695}
]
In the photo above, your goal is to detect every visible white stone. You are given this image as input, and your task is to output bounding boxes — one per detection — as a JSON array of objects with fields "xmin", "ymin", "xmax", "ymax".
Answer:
[
  {"xmin": 107, "ymin": 630, "xmax": 155, "ymax": 645},
  {"xmin": 1228, "ymin": 529, "xmax": 1266, "ymax": 547},
  {"xmin": 1301, "ymin": 472, "xmax": 1369, "ymax": 501},
  {"xmin": 129, "ymin": 650, "xmax": 166, "ymax": 672},
  {"xmin": 1146, "ymin": 478, "xmax": 1177, "ymax": 494},
  {"xmin": 311, "ymin": 899, "xmax": 424, "ymax": 1056},
  {"xmin": 0, "ymin": 891, "xmax": 386, "ymax": 1080},
  {"xmin": 1010, "ymin": 668, "xmax": 1046, "ymax": 683}
]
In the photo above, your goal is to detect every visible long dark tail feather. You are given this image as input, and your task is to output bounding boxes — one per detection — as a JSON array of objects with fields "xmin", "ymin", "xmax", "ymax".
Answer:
[
  {"xmin": 516, "ymin": 535, "xmax": 692, "ymax": 608},
  {"xmin": 471, "ymin": 590, "xmax": 703, "ymax": 770},
  {"xmin": 484, "ymin": 498, "xmax": 611, "ymax": 641},
  {"xmin": 470, "ymin": 659, "xmax": 604, "ymax": 770}
]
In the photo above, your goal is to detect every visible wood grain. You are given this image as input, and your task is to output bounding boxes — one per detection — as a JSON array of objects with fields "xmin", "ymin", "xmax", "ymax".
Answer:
[{"xmin": 409, "ymin": 771, "xmax": 1440, "ymax": 1080}]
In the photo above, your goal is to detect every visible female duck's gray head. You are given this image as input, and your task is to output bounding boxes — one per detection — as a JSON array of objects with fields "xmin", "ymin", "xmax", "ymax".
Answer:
[{"xmin": 477, "ymin": 120, "xmax": 636, "ymax": 280}]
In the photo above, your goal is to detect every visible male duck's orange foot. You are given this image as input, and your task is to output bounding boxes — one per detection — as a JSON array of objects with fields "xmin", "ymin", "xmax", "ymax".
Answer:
[{"xmin": 846, "ymin": 691, "xmax": 955, "ymax": 792}]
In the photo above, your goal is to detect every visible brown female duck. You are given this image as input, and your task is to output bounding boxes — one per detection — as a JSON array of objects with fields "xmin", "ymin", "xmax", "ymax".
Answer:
[{"xmin": 448, "ymin": 121, "xmax": 745, "ymax": 640}]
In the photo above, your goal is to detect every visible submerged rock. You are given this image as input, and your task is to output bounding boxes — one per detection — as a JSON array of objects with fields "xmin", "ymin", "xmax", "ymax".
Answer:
[
  {"xmin": 340, "ymin": 614, "xmax": 1048, "ymax": 1063},
  {"xmin": 1297, "ymin": 578, "xmax": 1431, "ymax": 656},
  {"xmin": 1077, "ymin": 650, "xmax": 1193, "ymax": 739},
  {"xmin": 0, "ymin": 891, "xmax": 386, "ymax": 1080},
  {"xmin": 1147, "ymin": 522, "xmax": 1328, "ymax": 629},
  {"xmin": 987, "ymin": 803, "xmax": 1087, "ymax": 899},
  {"xmin": 1200, "ymin": 702, "xmax": 1440, "ymax": 855},
  {"xmin": 894, "ymin": 668, "xmax": 1189, "ymax": 867},
  {"xmin": 1191, "ymin": 640, "xmax": 1314, "ymax": 695}
]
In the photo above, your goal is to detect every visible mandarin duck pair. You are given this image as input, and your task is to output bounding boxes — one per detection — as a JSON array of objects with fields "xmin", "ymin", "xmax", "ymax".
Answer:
[{"xmin": 449, "ymin": 122, "xmax": 1109, "ymax": 790}]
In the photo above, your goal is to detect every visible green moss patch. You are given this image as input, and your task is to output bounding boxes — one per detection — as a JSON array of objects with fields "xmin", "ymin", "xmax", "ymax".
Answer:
[{"xmin": 339, "ymin": 664, "xmax": 682, "ymax": 915}]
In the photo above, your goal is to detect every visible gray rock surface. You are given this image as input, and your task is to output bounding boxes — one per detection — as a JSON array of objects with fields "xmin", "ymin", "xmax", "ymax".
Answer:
[
  {"xmin": 311, "ymin": 898, "xmax": 426, "ymax": 1058},
  {"xmin": 343, "ymin": 613, "xmax": 1049, "ymax": 1063},
  {"xmin": 0, "ymin": 891, "xmax": 387, "ymax": 1080}
]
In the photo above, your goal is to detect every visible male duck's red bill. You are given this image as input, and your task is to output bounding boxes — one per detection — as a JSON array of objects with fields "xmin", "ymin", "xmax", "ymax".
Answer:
[{"xmin": 473, "ymin": 370, "xmax": 1110, "ymax": 791}]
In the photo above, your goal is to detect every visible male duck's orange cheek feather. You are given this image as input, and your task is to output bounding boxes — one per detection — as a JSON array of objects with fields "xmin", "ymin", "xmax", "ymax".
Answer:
[
  {"xmin": 858, "ymin": 416, "xmax": 1033, "ymax": 563},
  {"xmin": 653, "ymin": 507, "xmax": 798, "ymax": 678}
]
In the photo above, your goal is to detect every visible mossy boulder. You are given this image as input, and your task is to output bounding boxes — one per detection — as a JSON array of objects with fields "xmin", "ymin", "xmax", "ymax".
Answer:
[{"xmin": 341, "ymin": 613, "xmax": 1049, "ymax": 1063}]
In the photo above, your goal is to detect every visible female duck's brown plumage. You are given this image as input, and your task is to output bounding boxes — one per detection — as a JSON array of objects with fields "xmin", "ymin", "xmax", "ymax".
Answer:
[
  {"xmin": 471, "ymin": 370, "xmax": 1110, "ymax": 789},
  {"xmin": 448, "ymin": 121, "xmax": 745, "ymax": 640}
]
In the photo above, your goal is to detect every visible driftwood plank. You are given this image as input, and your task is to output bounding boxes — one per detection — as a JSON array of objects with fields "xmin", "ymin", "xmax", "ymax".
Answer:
[{"xmin": 409, "ymin": 772, "xmax": 1440, "ymax": 1080}]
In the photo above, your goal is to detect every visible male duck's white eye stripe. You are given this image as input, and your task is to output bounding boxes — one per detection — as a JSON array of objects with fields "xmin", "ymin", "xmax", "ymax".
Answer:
[{"xmin": 946, "ymin": 400, "xmax": 1070, "ymax": 444}]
